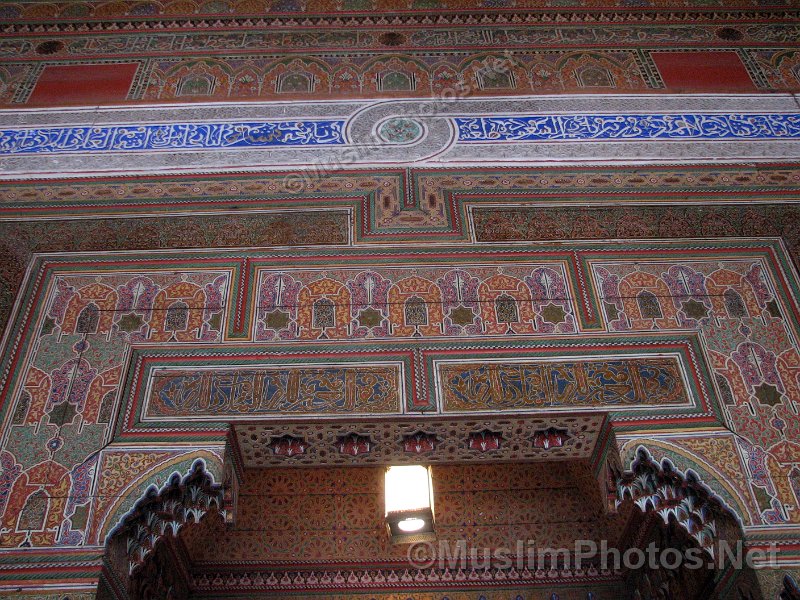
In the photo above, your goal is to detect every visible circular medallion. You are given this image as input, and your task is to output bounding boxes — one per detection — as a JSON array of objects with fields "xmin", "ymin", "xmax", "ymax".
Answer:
[{"xmin": 378, "ymin": 118, "xmax": 424, "ymax": 144}]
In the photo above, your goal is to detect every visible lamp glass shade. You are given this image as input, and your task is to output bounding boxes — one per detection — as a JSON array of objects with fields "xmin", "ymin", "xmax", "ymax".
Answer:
[
  {"xmin": 384, "ymin": 465, "xmax": 435, "ymax": 543},
  {"xmin": 384, "ymin": 465, "xmax": 432, "ymax": 515}
]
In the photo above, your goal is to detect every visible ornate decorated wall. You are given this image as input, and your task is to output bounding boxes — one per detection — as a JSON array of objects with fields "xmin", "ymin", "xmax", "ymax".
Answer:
[{"xmin": 2, "ymin": 1, "xmax": 800, "ymax": 599}]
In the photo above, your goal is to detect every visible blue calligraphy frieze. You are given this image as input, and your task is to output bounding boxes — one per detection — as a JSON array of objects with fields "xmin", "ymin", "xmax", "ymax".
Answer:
[
  {"xmin": 455, "ymin": 113, "xmax": 800, "ymax": 142},
  {"xmin": 0, "ymin": 120, "xmax": 345, "ymax": 154}
]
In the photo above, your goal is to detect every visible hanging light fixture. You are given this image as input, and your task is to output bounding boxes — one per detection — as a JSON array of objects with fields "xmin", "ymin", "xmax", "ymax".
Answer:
[{"xmin": 384, "ymin": 465, "xmax": 436, "ymax": 543}]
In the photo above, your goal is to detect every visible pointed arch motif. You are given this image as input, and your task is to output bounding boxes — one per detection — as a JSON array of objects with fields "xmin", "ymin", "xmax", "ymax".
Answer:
[
  {"xmin": 105, "ymin": 460, "xmax": 224, "ymax": 576},
  {"xmin": 494, "ymin": 293, "xmax": 519, "ymax": 326},
  {"xmin": 1, "ymin": 461, "xmax": 69, "ymax": 547},
  {"xmin": 387, "ymin": 275, "xmax": 444, "ymax": 337},
  {"xmin": 76, "ymin": 302, "xmax": 100, "ymax": 334},
  {"xmin": 178, "ymin": 73, "xmax": 215, "ymax": 96},
  {"xmin": 460, "ymin": 53, "xmax": 526, "ymax": 95},
  {"xmin": 362, "ymin": 55, "xmax": 429, "ymax": 94},
  {"xmin": 478, "ymin": 273, "xmax": 536, "ymax": 334},
  {"xmin": 97, "ymin": 460, "xmax": 228, "ymax": 600},
  {"xmin": 277, "ymin": 71, "xmax": 313, "ymax": 93},
  {"xmin": 705, "ymin": 267, "xmax": 760, "ymax": 319},
  {"xmin": 617, "ymin": 271, "xmax": 678, "ymax": 329},
  {"xmin": 312, "ymin": 297, "xmax": 335, "ymax": 330},
  {"xmin": 616, "ymin": 447, "xmax": 731, "ymax": 556},
  {"xmin": 62, "ymin": 282, "xmax": 118, "ymax": 335},
  {"xmin": 18, "ymin": 489, "xmax": 48, "ymax": 532},
  {"xmin": 576, "ymin": 65, "xmax": 614, "ymax": 88},
  {"xmin": 149, "ymin": 281, "xmax": 207, "ymax": 342},
  {"xmin": 262, "ymin": 57, "xmax": 329, "ymax": 97},
  {"xmin": 160, "ymin": 59, "xmax": 232, "ymax": 100},
  {"xmin": 724, "ymin": 288, "xmax": 748, "ymax": 318},
  {"xmin": 379, "ymin": 70, "xmax": 413, "ymax": 92},
  {"xmin": 296, "ymin": 277, "xmax": 351, "ymax": 339},
  {"xmin": 637, "ymin": 290, "xmax": 663, "ymax": 320},
  {"xmin": 557, "ymin": 51, "xmax": 643, "ymax": 90},
  {"xmin": 404, "ymin": 295, "xmax": 428, "ymax": 327},
  {"xmin": 164, "ymin": 300, "xmax": 190, "ymax": 333}
]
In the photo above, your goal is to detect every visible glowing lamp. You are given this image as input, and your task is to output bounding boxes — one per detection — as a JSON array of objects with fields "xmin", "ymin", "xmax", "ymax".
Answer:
[{"xmin": 384, "ymin": 465, "xmax": 435, "ymax": 543}]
